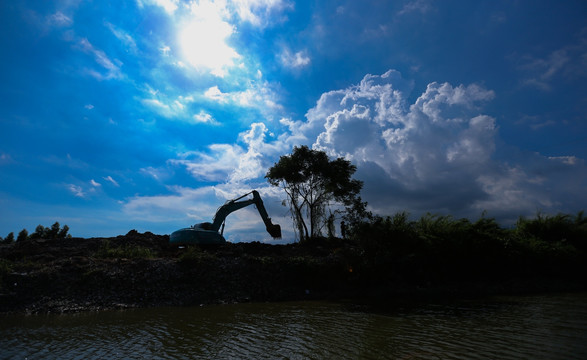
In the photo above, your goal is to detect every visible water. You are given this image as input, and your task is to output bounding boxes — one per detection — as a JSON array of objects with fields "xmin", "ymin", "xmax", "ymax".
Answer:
[{"xmin": 1, "ymin": 292, "xmax": 586, "ymax": 359}]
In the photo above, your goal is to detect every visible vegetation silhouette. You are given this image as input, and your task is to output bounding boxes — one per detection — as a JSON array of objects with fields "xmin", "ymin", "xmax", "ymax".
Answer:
[
  {"xmin": 0, "ymin": 211, "xmax": 585, "ymax": 313},
  {"xmin": 1, "ymin": 222, "xmax": 71, "ymax": 244},
  {"xmin": 266, "ymin": 145, "xmax": 367, "ymax": 242},
  {"xmin": 352, "ymin": 211, "xmax": 586, "ymax": 284}
]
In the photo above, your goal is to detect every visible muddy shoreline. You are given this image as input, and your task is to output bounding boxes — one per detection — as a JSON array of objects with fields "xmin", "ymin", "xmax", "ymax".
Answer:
[{"xmin": 1, "ymin": 231, "xmax": 585, "ymax": 314}]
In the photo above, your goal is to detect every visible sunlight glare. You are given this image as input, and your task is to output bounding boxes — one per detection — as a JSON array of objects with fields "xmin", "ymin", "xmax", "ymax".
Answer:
[{"xmin": 179, "ymin": 2, "xmax": 240, "ymax": 77}]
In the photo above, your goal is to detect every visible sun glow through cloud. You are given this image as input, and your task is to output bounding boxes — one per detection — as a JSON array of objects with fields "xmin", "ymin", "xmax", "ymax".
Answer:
[{"xmin": 178, "ymin": 1, "xmax": 240, "ymax": 77}]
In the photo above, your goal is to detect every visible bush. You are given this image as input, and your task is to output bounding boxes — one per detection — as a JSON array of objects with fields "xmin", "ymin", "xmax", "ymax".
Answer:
[
  {"xmin": 351, "ymin": 211, "xmax": 587, "ymax": 282},
  {"xmin": 515, "ymin": 211, "xmax": 587, "ymax": 251}
]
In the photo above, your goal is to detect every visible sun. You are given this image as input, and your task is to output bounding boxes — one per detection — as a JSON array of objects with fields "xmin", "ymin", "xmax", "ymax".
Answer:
[{"xmin": 178, "ymin": 6, "xmax": 240, "ymax": 77}]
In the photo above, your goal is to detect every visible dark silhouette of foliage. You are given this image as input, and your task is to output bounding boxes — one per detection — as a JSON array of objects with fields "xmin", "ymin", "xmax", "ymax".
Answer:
[
  {"xmin": 515, "ymin": 211, "xmax": 587, "ymax": 251},
  {"xmin": 17, "ymin": 229, "xmax": 28, "ymax": 242},
  {"xmin": 352, "ymin": 211, "xmax": 586, "ymax": 283},
  {"xmin": 1, "ymin": 232, "xmax": 15, "ymax": 244},
  {"xmin": 266, "ymin": 145, "xmax": 367, "ymax": 242},
  {"xmin": 17, "ymin": 222, "xmax": 72, "ymax": 240}
]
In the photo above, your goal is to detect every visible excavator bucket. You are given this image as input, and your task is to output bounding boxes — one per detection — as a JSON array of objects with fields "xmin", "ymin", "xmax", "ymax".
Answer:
[{"xmin": 267, "ymin": 223, "xmax": 282, "ymax": 239}]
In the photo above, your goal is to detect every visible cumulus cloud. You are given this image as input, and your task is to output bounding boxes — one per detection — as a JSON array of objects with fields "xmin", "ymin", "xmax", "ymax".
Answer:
[
  {"xmin": 170, "ymin": 145, "xmax": 243, "ymax": 182},
  {"xmin": 125, "ymin": 69, "xmax": 587, "ymax": 237},
  {"xmin": 301, "ymin": 70, "xmax": 586, "ymax": 221},
  {"xmin": 169, "ymin": 122, "xmax": 286, "ymax": 183}
]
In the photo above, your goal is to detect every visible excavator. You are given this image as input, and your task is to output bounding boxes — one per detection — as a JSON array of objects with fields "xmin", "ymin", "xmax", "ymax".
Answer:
[{"xmin": 170, "ymin": 190, "xmax": 281, "ymax": 245}]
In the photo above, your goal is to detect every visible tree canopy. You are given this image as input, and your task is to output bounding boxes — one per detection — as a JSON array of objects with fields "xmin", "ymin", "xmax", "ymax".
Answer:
[{"xmin": 266, "ymin": 145, "xmax": 366, "ymax": 242}]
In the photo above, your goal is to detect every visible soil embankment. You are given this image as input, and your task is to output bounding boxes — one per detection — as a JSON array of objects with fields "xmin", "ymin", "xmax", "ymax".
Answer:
[{"xmin": 1, "ymin": 230, "xmax": 585, "ymax": 314}]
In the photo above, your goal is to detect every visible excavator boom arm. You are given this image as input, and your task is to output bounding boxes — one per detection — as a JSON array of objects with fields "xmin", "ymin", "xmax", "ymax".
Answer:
[{"xmin": 210, "ymin": 190, "xmax": 281, "ymax": 238}]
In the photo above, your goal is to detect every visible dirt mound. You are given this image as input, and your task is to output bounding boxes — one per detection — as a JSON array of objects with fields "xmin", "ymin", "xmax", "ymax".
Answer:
[{"xmin": 0, "ymin": 231, "xmax": 360, "ymax": 314}]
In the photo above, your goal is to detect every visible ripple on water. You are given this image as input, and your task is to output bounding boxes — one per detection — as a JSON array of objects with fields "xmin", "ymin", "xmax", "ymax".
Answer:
[{"xmin": 1, "ymin": 293, "xmax": 586, "ymax": 360}]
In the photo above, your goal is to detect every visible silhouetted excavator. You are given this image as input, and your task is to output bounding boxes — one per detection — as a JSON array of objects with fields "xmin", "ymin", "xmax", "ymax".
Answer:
[{"xmin": 170, "ymin": 190, "xmax": 281, "ymax": 245}]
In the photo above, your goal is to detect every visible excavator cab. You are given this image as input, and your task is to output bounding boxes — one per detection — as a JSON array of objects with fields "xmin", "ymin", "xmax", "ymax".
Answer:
[{"xmin": 170, "ymin": 190, "xmax": 281, "ymax": 245}]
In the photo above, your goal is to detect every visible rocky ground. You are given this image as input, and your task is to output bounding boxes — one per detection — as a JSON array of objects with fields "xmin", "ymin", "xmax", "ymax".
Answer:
[{"xmin": 1, "ymin": 230, "xmax": 585, "ymax": 314}]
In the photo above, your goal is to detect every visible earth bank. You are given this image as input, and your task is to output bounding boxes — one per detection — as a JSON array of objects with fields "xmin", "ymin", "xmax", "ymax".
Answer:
[{"xmin": 0, "ymin": 230, "xmax": 585, "ymax": 314}]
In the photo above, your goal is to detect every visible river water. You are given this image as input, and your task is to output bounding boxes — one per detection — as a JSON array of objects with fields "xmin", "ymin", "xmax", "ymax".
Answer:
[{"xmin": 1, "ymin": 292, "xmax": 586, "ymax": 359}]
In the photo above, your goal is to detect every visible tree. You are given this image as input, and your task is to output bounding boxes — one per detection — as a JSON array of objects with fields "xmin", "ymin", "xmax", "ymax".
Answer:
[
  {"xmin": 1, "ymin": 232, "xmax": 16, "ymax": 244},
  {"xmin": 28, "ymin": 222, "xmax": 71, "ymax": 239},
  {"xmin": 17, "ymin": 229, "xmax": 28, "ymax": 242},
  {"xmin": 266, "ymin": 145, "xmax": 366, "ymax": 242}
]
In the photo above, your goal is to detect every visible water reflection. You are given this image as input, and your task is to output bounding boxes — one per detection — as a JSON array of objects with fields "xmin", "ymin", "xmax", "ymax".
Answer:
[{"xmin": 1, "ymin": 293, "xmax": 586, "ymax": 359}]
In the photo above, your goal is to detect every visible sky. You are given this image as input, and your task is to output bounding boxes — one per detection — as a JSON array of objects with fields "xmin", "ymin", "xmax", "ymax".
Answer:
[{"xmin": 1, "ymin": 0, "xmax": 586, "ymax": 242}]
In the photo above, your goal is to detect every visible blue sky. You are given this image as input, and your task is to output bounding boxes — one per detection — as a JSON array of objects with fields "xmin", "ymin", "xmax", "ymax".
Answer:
[{"xmin": 1, "ymin": 0, "xmax": 586, "ymax": 242}]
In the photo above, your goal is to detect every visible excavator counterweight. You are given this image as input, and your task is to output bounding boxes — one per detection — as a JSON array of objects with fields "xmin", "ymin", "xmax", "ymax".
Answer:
[{"xmin": 170, "ymin": 190, "xmax": 281, "ymax": 245}]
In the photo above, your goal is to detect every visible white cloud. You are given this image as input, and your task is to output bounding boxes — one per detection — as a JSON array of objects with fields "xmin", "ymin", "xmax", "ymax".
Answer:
[
  {"xmin": 68, "ymin": 184, "xmax": 86, "ymax": 198},
  {"xmin": 203, "ymin": 81, "xmax": 283, "ymax": 116},
  {"xmin": 204, "ymin": 86, "xmax": 228, "ymax": 103},
  {"xmin": 168, "ymin": 121, "xmax": 287, "ymax": 184},
  {"xmin": 280, "ymin": 48, "xmax": 311, "ymax": 69},
  {"xmin": 140, "ymin": 91, "xmax": 199, "ymax": 120},
  {"xmin": 142, "ymin": 0, "xmax": 179, "ymax": 14},
  {"xmin": 192, "ymin": 110, "xmax": 220, "ymax": 125},
  {"xmin": 230, "ymin": 122, "xmax": 269, "ymax": 182},
  {"xmin": 232, "ymin": 0, "xmax": 293, "ymax": 27},
  {"xmin": 177, "ymin": 0, "xmax": 241, "ymax": 77},
  {"xmin": 298, "ymin": 70, "xmax": 586, "ymax": 222},
  {"xmin": 76, "ymin": 38, "xmax": 123, "ymax": 80},
  {"xmin": 517, "ymin": 34, "xmax": 587, "ymax": 91},
  {"xmin": 397, "ymin": 0, "xmax": 434, "ymax": 16},
  {"xmin": 47, "ymin": 11, "xmax": 73, "ymax": 27},
  {"xmin": 90, "ymin": 179, "xmax": 101, "ymax": 187},
  {"xmin": 124, "ymin": 70, "xmax": 587, "ymax": 239},
  {"xmin": 105, "ymin": 22, "xmax": 138, "ymax": 53},
  {"xmin": 171, "ymin": 144, "xmax": 244, "ymax": 182},
  {"xmin": 103, "ymin": 175, "xmax": 120, "ymax": 187},
  {"xmin": 123, "ymin": 186, "xmax": 218, "ymax": 222}
]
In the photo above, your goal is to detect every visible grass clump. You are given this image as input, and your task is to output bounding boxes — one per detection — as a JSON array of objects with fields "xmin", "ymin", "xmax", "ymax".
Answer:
[
  {"xmin": 178, "ymin": 246, "xmax": 216, "ymax": 265},
  {"xmin": 95, "ymin": 240, "xmax": 155, "ymax": 259}
]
